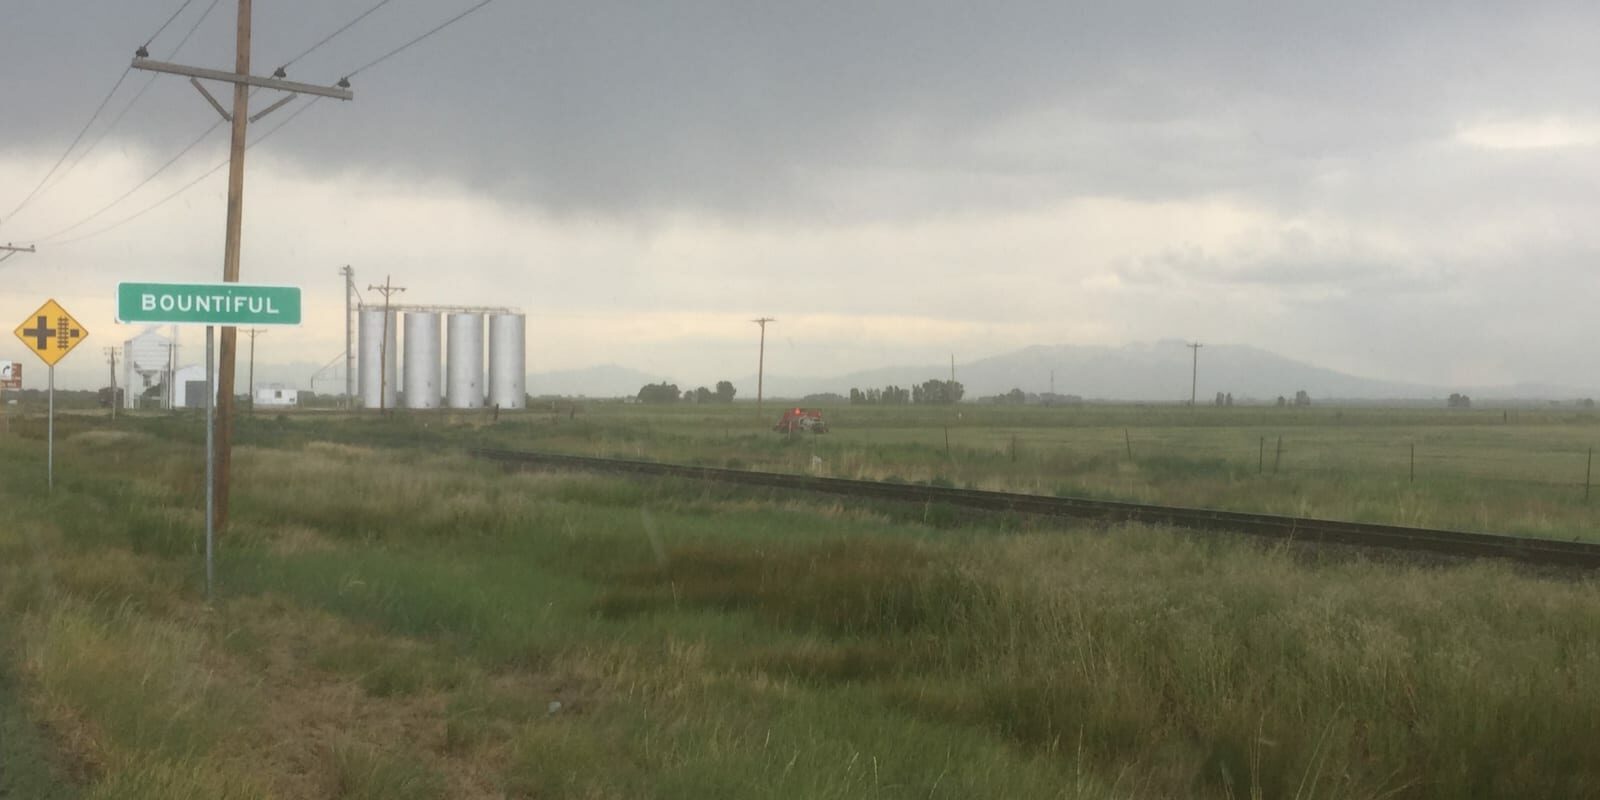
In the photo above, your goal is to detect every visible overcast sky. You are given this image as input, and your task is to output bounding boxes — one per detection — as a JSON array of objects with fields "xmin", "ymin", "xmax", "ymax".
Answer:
[{"xmin": 4, "ymin": 0, "xmax": 1599, "ymax": 393}]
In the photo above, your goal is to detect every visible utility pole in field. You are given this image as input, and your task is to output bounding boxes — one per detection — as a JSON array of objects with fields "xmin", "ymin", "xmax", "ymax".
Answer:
[
  {"xmin": 367, "ymin": 277, "xmax": 405, "ymax": 413},
  {"xmin": 132, "ymin": 0, "xmax": 353, "ymax": 535},
  {"xmin": 341, "ymin": 265, "xmax": 356, "ymax": 409},
  {"xmin": 104, "ymin": 347, "xmax": 118, "ymax": 420},
  {"xmin": 243, "ymin": 328, "xmax": 266, "ymax": 415},
  {"xmin": 1188, "ymin": 342, "xmax": 1203, "ymax": 408},
  {"xmin": 753, "ymin": 317, "xmax": 775, "ymax": 418}
]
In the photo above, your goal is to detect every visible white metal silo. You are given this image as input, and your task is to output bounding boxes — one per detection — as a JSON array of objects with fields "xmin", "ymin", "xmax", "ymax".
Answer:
[
  {"xmin": 403, "ymin": 312, "xmax": 441, "ymax": 409},
  {"xmin": 358, "ymin": 308, "xmax": 397, "ymax": 409},
  {"xmin": 487, "ymin": 313, "xmax": 526, "ymax": 409},
  {"xmin": 446, "ymin": 313, "xmax": 484, "ymax": 408}
]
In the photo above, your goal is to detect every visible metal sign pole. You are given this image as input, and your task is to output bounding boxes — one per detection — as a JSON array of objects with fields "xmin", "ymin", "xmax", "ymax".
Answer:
[
  {"xmin": 205, "ymin": 325, "xmax": 216, "ymax": 602},
  {"xmin": 47, "ymin": 365, "xmax": 54, "ymax": 493}
]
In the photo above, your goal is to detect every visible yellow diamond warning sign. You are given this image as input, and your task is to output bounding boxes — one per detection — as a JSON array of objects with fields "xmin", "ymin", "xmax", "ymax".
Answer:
[{"xmin": 14, "ymin": 299, "xmax": 89, "ymax": 367}]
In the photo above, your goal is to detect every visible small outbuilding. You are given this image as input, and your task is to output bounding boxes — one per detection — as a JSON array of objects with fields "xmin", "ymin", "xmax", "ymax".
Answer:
[{"xmin": 254, "ymin": 384, "xmax": 299, "ymax": 409}]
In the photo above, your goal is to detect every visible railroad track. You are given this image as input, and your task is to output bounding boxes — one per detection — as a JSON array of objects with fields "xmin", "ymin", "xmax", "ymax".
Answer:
[{"xmin": 469, "ymin": 448, "xmax": 1600, "ymax": 570}]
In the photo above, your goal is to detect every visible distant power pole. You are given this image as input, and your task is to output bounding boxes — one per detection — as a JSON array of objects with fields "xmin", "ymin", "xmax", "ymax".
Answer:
[
  {"xmin": 753, "ymin": 317, "xmax": 775, "ymax": 417},
  {"xmin": 243, "ymin": 329, "xmax": 266, "ymax": 415},
  {"xmin": 1188, "ymin": 342, "xmax": 1203, "ymax": 407},
  {"xmin": 341, "ymin": 265, "xmax": 356, "ymax": 409},
  {"xmin": 368, "ymin": 276, "xmax": 406, "ymax": 413},
  {"xmin": 103, "ymin": 346, "xmax": 119, "ymax": 420}
]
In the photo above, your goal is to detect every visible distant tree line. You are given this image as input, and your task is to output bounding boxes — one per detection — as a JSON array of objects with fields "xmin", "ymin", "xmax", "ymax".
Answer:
[
  {"xmin": 1274, "ymin": 390, "xmax": 1313, "ymax": 407},
  {"xmin": 637, "ymin": 381, "xmax": 737, "ymax": 404},
  {"xmin": 849, "ymin": 379, "xmax": 964, "ymax": 405},
  {"xmin": 976, "ymin": 388, "xmax": 1083, "ymax": 406},
  {"xmin": 850, "ymin": 385, "xmax": 911, "ymax": 405}
]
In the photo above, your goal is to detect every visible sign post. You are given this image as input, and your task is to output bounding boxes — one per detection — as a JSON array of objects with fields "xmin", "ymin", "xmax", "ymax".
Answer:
[
  {"xmin": 13, "ymin": 300, "xmax": 90, "ymax": 493},
  {"xmin": 206, "ymin": 325, "xmax": 215, "ymax": 600},
  {"xmin": 117, "ymin": 281, "xmax": 301, "ymax": 602}
]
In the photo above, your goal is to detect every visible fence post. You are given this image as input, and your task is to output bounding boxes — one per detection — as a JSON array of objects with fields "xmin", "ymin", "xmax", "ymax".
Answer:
[
  {"xmin": 1124, "ymin": 428, "xmax": 1133, "ymax": 461},
  {"xmin": 1274, "ymin": 435, "xmax": 1282, "ymax": 473},
  {"xmin": 1587, "ymin": 447, "xmax": 1592, "ymax": 502},
  {"xmin": 944, "ymin": 426, "xmax": 950, "ymax": 456}
]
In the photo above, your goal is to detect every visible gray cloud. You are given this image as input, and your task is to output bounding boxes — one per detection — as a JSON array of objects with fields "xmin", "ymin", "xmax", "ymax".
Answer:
[{"xmin": 8, "ymin": 0, "xmax": 1600, "ymax": 221}]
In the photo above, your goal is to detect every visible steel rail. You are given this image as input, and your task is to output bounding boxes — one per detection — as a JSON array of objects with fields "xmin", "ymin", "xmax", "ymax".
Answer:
[{"xmin": 469, "ymin": 448, "xmax": 1600, "ymax": 570}]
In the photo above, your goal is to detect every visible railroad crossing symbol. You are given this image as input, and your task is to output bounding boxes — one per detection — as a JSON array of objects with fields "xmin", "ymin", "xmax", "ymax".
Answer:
[{"xmin": 13, "ymin": 299, "xmax": 89, "ymax": 367}]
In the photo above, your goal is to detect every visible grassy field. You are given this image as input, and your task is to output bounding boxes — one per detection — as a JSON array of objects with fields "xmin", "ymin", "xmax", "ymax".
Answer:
[
  {"xmin": 71, "ymin": 400, "xmax": 1589, "ymax": 540},
  {"xmin": 3, "ymin": 413, "xmax": 1600, "ymax": 798}
]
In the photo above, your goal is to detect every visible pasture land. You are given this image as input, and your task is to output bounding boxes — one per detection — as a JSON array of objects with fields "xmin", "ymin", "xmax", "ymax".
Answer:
[
  {"xmin": 2, "ymin": 416, "xmax": 1599, "ymax": 798},
  {"xmin": 82, "ymin": 401, "xmax": 1588, "ymax": 540}
]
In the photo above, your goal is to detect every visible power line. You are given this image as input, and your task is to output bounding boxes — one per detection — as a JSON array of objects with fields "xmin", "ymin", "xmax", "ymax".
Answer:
[
  {"xmin": 49, "ymin": 0, "xmax": 224, "ymax": 196},
  {"xmin": 17, "ymin": 0, "xmax": 495, "ymax": 247},
  {"xmin": 33, "ymin": 117, "xmax": 229, "ymax": 244},
  {"xmin": 44, "ymin": 98, "xmax": 325, "ymax": 248},
  {"xmin": 278, "ymin": 0, "xmax": 397, "ymax": 72},
  {"xmin": 144, "ymin": 0, "xmax": 199, "ymax": 48},
  {"xmin": 344, "ymin": 0, "xmax": 498, "ymax": 79},
  {"xmin": 0, "ymin": 67, "xmax": 132, "ymax": 232},
  {"xmin": 0, "ymin": 0, "xmax": 214, "ymax": 233}
]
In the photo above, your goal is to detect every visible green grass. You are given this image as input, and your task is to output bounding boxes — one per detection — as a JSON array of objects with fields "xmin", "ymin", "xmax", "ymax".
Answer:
[
  {"xmin": 34, "ymin": 400, "xmax": 1588, "ymax": 538},
  {"xmin": 0, "ymin": 646, "xmax": 80, "ymax": 799},
  {"xmin": 4, "ymin": 422, "xmax": 1600, "ymax": 797}
]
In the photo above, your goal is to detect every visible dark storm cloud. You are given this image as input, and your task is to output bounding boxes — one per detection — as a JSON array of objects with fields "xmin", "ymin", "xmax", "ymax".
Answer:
[{"xmin": 7, "ymin": 0, "xmax": 1600, "ymax": 219}]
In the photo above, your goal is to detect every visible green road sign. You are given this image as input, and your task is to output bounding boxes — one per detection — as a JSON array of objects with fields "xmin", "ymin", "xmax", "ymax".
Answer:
[{"xmin": 116, "ymin": 282, "xmax": 302, "ymax": 326}]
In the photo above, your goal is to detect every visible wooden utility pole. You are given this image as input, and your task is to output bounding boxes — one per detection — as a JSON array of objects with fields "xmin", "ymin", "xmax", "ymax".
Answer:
[
  {"xmin": 131, "ymin": 1, "xmax": 353, "ymax": 535},
  {"xmin": 212, "ymin": 0, "xmax": 253, "ymax": 535},
  {"xmin": 753, "ymin": 317, "xmax": 774, "ymax": 418},
  {"xmin": 1187, "ymin": 342, "xmax": 1203, "ymax": 408},
  {"xmin": 368, "ymin": 277, "xmax": 405, "ymax": 413},
  {"xmin": 243, "ymin": 328, "xmax": 265, "ymax": 415},
  {"xmin": 104, "ymin": 346, "xmax": 119, "ymax": 420}
]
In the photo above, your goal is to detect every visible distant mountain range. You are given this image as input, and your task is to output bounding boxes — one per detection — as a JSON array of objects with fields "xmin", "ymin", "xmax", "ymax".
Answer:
[
  {"xmin": 527, "ymin": 342, "xmax": 1592, "ymax": 403},
  {"xmin": 246, "ymin": 342, "xmax": 1589, "ymax": 403}
]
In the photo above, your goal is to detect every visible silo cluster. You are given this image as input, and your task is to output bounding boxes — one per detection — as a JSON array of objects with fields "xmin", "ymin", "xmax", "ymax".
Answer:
[{"xmin": 357, "ymin": 305, "xmax": 524, "ymax": 411}]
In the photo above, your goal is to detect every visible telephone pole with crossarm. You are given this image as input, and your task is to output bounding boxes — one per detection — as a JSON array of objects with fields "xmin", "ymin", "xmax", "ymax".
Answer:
[{"xmin": 131, "ymin": 0, "xmax": 353, "ymax": 535}]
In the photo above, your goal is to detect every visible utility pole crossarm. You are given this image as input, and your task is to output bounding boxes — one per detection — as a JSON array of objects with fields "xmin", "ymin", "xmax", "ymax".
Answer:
[
  {"xmin": 2, "ymin": 244, "xmax": 37, "ymax": 264},
  {"xmin": 132, "ymin": 57, "xmax": 353, "ymax": 100}
]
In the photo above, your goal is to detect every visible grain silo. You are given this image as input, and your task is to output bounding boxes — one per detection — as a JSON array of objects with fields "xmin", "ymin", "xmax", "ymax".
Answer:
[
  {"xmin": 446, "ymin": 312, "xmax": 484, "ymax": 408},
  {"xmin": 487, "ymin": 313, "xmax": 526, "ymax": 409},
  {"xmin": 358, "ymin": 308, "xmax": 397, "ymax": 409},
  {"xmin": 403, "ymin": 312, "xmax": 441, "ymax": 409}
]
